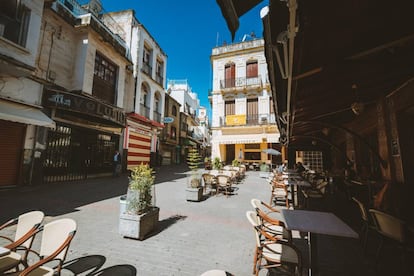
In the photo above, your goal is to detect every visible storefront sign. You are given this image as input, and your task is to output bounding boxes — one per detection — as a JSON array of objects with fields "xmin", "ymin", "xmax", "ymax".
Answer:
[
  {"xmin": 163, "ymin": 117, "xmax": 174, "ymax": 123},
  {"xmin": 43, "ymin": 90, "xmax": 125, "ymax": 126}
]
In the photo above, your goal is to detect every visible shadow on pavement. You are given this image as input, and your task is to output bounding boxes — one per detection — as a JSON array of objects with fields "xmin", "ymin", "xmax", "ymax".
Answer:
[
  {"xmin": 91, "ymin": 264, "xmax": 137, "ymax": 275},
  {"xmin": 153, "ymin": 164, "xmax": 189, "ymax": 184},
  {"xmin": 0, "ymin": 163, "xmax": 190, "ymax": 223},
  {"xmin": 0, "ymin": 175, "xmax": 130, "ymax": 222},
  {"xmin": 63, "ymin": 255, "xmax": 106, "ymax": 275},
  {"xmin": 146, "ymin": 214, "xmax": 187, "ymax": 239},
  {"xmin": 63, "ymin": 255, "xmax": 137, "ymax": 276}
]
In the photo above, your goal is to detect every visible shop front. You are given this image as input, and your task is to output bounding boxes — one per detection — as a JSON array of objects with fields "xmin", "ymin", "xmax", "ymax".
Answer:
[
  {"xmin": 0, "ymin": 99, "xmax": 56, "ymax": 187},
  {"xmin": 214, "ymin": 133, "xmax": 280, "ymax": 166},
  {"xmin": 42, "ymin": 89, "xmax": 125, "ymax": 182}
]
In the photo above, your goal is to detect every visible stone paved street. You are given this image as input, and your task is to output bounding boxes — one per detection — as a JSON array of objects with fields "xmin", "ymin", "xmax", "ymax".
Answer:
[
  {"xmin": 1, "ymin": 165, "xmax": 271, "ymax": 275},
  {"xmin": 0, "ymin": 165, "xmax": 401, "ymax": 276}
]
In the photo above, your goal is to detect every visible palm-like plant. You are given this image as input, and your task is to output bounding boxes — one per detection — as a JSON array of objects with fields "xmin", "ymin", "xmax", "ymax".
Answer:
[{"xmin": 187, "ymin": 148, "xmax": 202, "ymax": 188}]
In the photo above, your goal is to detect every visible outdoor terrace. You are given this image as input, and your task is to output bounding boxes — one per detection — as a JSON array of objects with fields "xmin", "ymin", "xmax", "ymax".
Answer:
[{"xmin": 0, "ymin": 165, "xmax": 411, "ymax": 275}]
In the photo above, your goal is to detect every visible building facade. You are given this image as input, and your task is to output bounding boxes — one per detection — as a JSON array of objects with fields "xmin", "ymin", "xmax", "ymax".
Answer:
[
  {"xmin": 107, "ymin": 9, "xmax": 166, "ymax": 169},
  {"xmin": 38, "ymin": 0, "xmax": 132, "ymax": 182},
  {"xmin": 0, "ymin": 0, "xmax": 56, "ymax": 187},
  {"xmin": 159, "ymin": 93, "xmax": 181, "ymax": 165},
  {"xmin": 197, "ymin": 106, "xmax": 211, "ymax": 158},
  {"xmin": 209, "ymin": 38, "xmax": 279, "ymax": 165},
  {"xmin": 167, "ymin": 79, "xmax": 204, "ymax": 162}
]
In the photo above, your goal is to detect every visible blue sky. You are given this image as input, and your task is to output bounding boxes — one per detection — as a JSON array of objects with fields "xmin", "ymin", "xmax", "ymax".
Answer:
[{"xmin": 101, "ymin": 0, "xmax": 269, "ymax": 117}]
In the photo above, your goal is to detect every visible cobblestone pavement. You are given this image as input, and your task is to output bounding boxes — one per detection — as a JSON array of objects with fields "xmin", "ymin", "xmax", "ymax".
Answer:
[{"xmin": 0, "ymin": 165, "xmax": 408, "ymax": 276}]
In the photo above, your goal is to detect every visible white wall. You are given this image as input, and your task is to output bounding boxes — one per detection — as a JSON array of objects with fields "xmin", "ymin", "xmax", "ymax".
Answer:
[{"xmin": 0, "ymin": 0, "xmax": 44, "ymax": 68}]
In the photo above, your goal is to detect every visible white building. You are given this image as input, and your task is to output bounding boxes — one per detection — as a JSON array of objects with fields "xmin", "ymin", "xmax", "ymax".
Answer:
[
  {"xmin": 106, "ymin": 9, "xmax": 167, "ymax": 168},
  {"xmin": 197, "ymin": 106, "xmax": 211, "ymax": 156},
  {"xmin": 210, "ymin": 38, "xmax": 280, "ymax": 165},
  {"xmin": 167, "ymin": 79, "xmax": 204, "ymax": 159}
]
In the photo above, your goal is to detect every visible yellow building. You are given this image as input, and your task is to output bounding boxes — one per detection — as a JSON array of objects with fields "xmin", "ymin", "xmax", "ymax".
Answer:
[{"xmin": 209, "ymin": 38, "xmax": 280, "ymax": 166}]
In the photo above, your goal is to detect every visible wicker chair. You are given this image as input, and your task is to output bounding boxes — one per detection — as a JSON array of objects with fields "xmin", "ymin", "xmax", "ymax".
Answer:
[
  {"xmin": 216, "ymin": 175, "xmax": 232, "ymax": 197},
  {"xmin": 246, "ymin": 211, "xmax": 302, "ymax": 276},
  {"xmin": 202, "ymin": 173, "xmax": 217, "ymax": 195}
]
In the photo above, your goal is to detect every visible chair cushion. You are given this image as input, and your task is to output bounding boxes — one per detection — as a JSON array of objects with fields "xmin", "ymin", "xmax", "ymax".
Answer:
[
  {"xmin": 31, "ymin": 266, "xmax": 54, "ymax": 276},
  {"xmin": 0, "ymin": 251, "xmax": 21, "ymax": 273},
  {"xmin": 263, "ymin": 223, "xmax": 291, "ymax": 240},
  {"xmin": 262, "ymin": 242, "xmax": 299, "ymax": 264}
]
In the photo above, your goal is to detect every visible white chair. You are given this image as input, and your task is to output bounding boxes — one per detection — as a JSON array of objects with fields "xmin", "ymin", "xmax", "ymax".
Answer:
[
  {"xmin": 5, "ymin": 218, "xmax": 77, "ymax": 276},
  {"xmin": 246, "ymin": 211, "xmax": 302, "ymax": 276},
  {"xmin": 352, "ymin": 197, "xmax": 376, "ymax": 253},
  {"xmin": 200, "ymin": 269, "xmax": 233, "ymax": 276},
  {"xmin": 369, "ymin": 209, "xmax": 414, "ymax": 272},
  {"xmin": 0, "ymin": 211, "xmax": 44, "ymax": 273},
  {"xmin": 269, "ymin": 180, "xmax": 290, "ymax": 208},
  {"xmin": 250, "ymin": 199, "xmax": 291, "ymax": 243}
]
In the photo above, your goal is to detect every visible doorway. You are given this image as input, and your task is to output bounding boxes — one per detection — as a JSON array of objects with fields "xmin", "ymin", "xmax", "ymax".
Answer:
[{"xmin": 225, "ymin": 144, "xmax": 235, "ymax": 164}]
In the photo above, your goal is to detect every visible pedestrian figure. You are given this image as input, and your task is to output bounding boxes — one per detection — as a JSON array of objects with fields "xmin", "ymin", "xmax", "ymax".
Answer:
[{"xmin": 113, "ymin": 150, "xmax": 121, "ymax": 177}]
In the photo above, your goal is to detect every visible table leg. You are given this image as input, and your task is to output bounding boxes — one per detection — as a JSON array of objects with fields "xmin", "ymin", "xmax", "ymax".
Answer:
[
  {"xmin": 291, "ymin": 184, "xmax": 298, "ymax": 208},
  {"xmin": 308, "ymin": 232, "xmax": 319, "ymax": 276}
]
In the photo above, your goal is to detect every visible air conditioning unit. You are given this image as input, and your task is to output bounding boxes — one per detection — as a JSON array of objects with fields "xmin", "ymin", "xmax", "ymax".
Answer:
[{"xmin": 259, "ymin": 116, "xmax": 268, "ymax": 124}]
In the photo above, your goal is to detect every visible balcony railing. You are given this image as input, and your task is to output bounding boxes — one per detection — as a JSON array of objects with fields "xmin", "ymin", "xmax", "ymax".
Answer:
[
  {"xmin": 153, "ymin": 111, "xmax": 161, "ymax": 123},
  {"xmin": 219, "ymin": 113, "xmax": 276, "ymax": 127},
  {"xmin": 142, "ymin": 63, "xmax": 152, "ymax": 76},
  {"xmin": 140, "ymin": 104, "xmax": 150, "ymax": 118},
  {"xmin": 220, "ymin": 76, "xmax": 262, "ymax": 89},
  {"xmin": 155, "ymin": 74, "xmax": 164, "ymax": 85}
]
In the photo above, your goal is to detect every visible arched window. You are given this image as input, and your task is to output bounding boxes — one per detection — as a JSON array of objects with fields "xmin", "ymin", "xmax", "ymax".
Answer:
[
  {"xmin": 140, "ymin": 83, "xmax": 150, "ymax": 117},
  {"xmin": 172, "ymin": 105, "xmax": 177, "ymax": 116},
  {"xmin": 154, "ymin": 93, "xmax": 160, "ymax": 113},
  {"xmin": 141, "ymin": 83, "xmax": 149, "ymax": 106}
]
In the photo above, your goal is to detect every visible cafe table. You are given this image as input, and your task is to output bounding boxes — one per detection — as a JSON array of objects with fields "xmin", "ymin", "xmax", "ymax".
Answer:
[{"xmin": 281, "ymin": 209, "xmax": 358, "ymax": 276}]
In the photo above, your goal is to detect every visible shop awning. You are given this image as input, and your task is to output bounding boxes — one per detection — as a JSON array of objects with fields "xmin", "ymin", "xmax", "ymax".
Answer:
[
  {"xmin": 0, "ymin": 100, "xmax": 55, "ymax": 128},
  {"xmin": 214, "ymin": 133, "xmax": 280, "ymax": 145}
]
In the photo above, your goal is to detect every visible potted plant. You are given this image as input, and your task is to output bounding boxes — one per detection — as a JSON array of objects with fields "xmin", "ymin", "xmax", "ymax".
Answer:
[
  {"xmin": 231, "ymin": 159, "xmax": 240, "ymax": 167},
  {"xmin": 212, "ymin": 157, "xmax": 223, "ymax": 171},
  {"xmin": 186, "ymin": 147, "xmax": 203, "ymax": 201},
  {"xmin": 259, "ymin": 162, "xmax": 270, "ymax": 178},
  {"xmin": 119, "ymin": 164, "xmax": 159, "ymax": 240}
]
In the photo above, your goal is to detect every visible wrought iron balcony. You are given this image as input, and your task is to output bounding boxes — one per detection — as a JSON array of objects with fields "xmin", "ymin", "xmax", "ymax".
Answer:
[
  {"xmin": 219, "ymin": 113, "xmax": 276, "ymax": 127},
  {"xmin": 140, "ymin": 104, "xmax": 150, "ymax": 118},
  {"xmin": 220, "ymin": 76, "xmax": 262, "ymax": 89},
  {"xmin": 142, "ymin": 63, "xmax": 152, "ymax": 76},
  {"xmin": 155, "ymin": 74, "xmax": 164, "ymax": 85},
  {"xmin": 153, "ymin": 111, "xmax": 161, "ymax": 123}
]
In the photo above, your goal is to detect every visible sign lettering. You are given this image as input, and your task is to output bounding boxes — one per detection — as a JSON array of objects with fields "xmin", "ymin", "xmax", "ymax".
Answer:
[{"xmin": 43, "ymin": 90, "xmax": 126, "ymax": 126}]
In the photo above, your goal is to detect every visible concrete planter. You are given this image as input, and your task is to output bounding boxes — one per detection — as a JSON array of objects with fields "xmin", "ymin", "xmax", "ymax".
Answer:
[
  {"xmin": 185, "ymin": 187, "xmax": 203, "ymax": 201},
  {"xmin": 119, "ymin": 206, "xmax": 159, "ymax": 240}
]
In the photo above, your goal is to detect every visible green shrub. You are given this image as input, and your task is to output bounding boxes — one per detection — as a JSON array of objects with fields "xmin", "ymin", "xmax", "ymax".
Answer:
[
  {"xmin": 212, "ymin": 157, "xmax": 223, "ymax": 170},
  {"xmin": 126, "ymin": 164, "xmax": 155, "ymax": 214}
]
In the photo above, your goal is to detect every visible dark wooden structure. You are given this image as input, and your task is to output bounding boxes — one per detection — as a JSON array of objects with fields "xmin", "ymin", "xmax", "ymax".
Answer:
[{"xmin": 217, "ymin": 0, "xmax": 414, "ymax": 222}]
